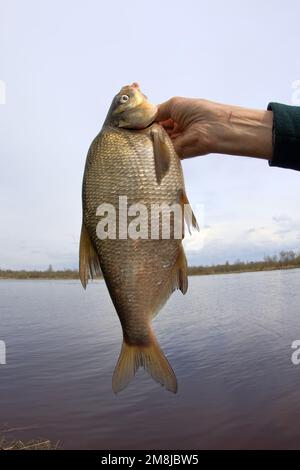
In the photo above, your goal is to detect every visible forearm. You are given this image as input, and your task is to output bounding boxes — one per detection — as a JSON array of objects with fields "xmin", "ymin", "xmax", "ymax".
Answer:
[
  {"xmin": 157, "ymin": 97, "xmax": 300, "ymax": 170},
  {"xmin": 211, "ymin": 103, "xmax": 273, "ymax": 160}
]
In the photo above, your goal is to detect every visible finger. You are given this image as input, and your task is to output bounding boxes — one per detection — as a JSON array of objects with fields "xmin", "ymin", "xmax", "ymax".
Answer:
[
  {"xmin": 172, "ymin": 121, "xmax": 182, "ymax": 134},
  {"xmin": 172, "ymin": 136, "xmax": 184, "ymax": 158},
  {"xmin": 155, "ymin": 99, "xmax": 174, "ymax": 122},
  {"xmin": 159, "ymin": 118, "xmax": 175, "ymax": 129},
  {"xmin": 162, "ymin": 128, "xmax": 173, "ymax": 138},
  {"xmin": 172, "ymin": 134, "xmax": 192, "ymax": 159}
]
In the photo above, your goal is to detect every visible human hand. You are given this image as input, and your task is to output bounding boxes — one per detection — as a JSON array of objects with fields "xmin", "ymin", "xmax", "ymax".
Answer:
[
  {"xmin": 156, "ymin": 97, "xmax": 226, "ymax": 158},
  {"xmin": 156, "ymin": 97, "xmax": 273, "ymax": 160}
]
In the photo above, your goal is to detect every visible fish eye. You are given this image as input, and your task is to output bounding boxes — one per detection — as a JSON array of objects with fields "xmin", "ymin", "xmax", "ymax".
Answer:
[{"xmin": 119, "ymin": 94, "xmax": 129, "ymax": 104}]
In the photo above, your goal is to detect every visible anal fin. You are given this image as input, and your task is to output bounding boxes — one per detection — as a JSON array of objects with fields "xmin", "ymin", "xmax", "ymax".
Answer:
[{"xmin": 151, "ymin": 244, "xmax": 188, "ymax": 320}]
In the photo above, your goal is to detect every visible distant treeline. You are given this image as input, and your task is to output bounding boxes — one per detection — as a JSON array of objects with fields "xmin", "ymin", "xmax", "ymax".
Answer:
[
  {"xmin": 0, "ymin": 267, "xmax": 81, "ymax": 280},
  {"xmin": 189, "ymin": 250, "xmax": 300, "ymax": 275},
  {"xmin": 1, "ymin": 251, "xmax": 300, "ymax": 279}
]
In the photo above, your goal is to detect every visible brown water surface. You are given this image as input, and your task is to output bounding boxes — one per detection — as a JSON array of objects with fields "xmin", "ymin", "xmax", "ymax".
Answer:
[{"xmin": 1, "ymin": 270, "xmax": 300, "ymax": 449}]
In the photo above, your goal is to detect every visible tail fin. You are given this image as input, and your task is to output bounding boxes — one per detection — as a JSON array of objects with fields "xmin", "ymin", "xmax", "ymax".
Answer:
[{"xmin": 112, "ymin": 334, "xmax": 177, "ymax": 394}]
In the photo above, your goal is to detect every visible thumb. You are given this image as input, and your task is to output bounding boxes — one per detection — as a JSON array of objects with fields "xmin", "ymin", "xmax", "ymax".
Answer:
[
  {"xmin": 172, "ymin": 134, "xmax": 188, "ymax": 159},
  {"xmin": 155, "ymin": 99, "xmax": 173, "ymax": 122}
]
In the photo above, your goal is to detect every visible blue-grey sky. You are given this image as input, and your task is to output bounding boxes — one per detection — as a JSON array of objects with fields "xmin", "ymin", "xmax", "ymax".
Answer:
[{"xmin": 1, "ymin": 0, "xmax": 299, "ymax": 269}]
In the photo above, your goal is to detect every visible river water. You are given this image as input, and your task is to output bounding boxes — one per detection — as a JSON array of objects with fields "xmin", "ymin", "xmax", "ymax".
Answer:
[{"xmin": 1, "ymin": 270, "xmax": 300, "ymax": 449}]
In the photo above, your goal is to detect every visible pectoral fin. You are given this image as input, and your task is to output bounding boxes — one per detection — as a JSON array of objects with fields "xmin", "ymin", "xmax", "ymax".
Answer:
[
  {"xmin": 150, "ymin": 125, "xmax": 171, "ymax": 184},
  {"xmin": 79, "ymin": 223, "xmax": 101, "ymax": 289}
]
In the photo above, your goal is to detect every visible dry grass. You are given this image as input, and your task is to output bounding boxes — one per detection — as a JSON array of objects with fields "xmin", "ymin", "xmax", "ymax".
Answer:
[{"xmin": 0, "ymin": 434, "xmax": 59, "ymax": 450}]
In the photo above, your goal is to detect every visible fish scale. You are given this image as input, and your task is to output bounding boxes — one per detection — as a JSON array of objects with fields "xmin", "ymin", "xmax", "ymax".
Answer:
[{"xmin": 80, "ymin": 83, "xmax": 198, "ymax": 393}]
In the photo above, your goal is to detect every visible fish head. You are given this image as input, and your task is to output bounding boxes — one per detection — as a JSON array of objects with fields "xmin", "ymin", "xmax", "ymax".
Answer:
[{"xmin": 106, "ymin": 82, "xmax": 158, "ymax": 129}]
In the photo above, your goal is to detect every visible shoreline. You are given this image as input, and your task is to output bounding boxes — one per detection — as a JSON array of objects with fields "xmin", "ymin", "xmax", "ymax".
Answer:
[{"xmin": 0, "ymin": 264, "xmax": 299, "ymax": 280}]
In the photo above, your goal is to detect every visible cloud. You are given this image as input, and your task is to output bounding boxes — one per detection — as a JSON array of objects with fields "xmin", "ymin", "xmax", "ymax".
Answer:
[
  {"xmin": 1, "ymin": 0, "xmax": 300, "ymax": 270},
  {"xmin": 272, "ymin": 214, "xmax": 293, "ymax": 224},
  {"xmin": 184, "ymin": 216, "xmax": 300, "ymax": 265}
]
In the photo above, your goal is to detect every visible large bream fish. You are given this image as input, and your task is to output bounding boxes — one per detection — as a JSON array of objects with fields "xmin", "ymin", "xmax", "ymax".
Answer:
[{"xmin": 80, "ymin": 83, "xmax": 198, "ymax": 393}]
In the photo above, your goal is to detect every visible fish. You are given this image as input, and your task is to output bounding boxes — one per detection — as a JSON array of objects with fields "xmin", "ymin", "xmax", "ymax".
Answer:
[{"xmin": 79, "ymin": 83, "xmax": 199, "ymax": 394}]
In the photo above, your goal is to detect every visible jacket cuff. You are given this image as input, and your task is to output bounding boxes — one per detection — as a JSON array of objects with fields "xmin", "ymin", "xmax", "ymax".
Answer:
[{"xmin": 267, "ymin": 102, "xmax": 300, "ymax": 171}]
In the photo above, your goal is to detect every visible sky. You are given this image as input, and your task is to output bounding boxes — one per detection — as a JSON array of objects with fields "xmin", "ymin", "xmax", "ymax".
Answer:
[{"xmin": 0, "ymin": 0, "xmax": 300, "ymax": 269}]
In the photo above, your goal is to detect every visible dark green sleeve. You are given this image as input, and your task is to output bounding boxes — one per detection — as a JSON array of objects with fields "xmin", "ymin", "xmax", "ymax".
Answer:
[{"xmin": 267, "ymin": 102, "xmax": 300, "ymax": 171}]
